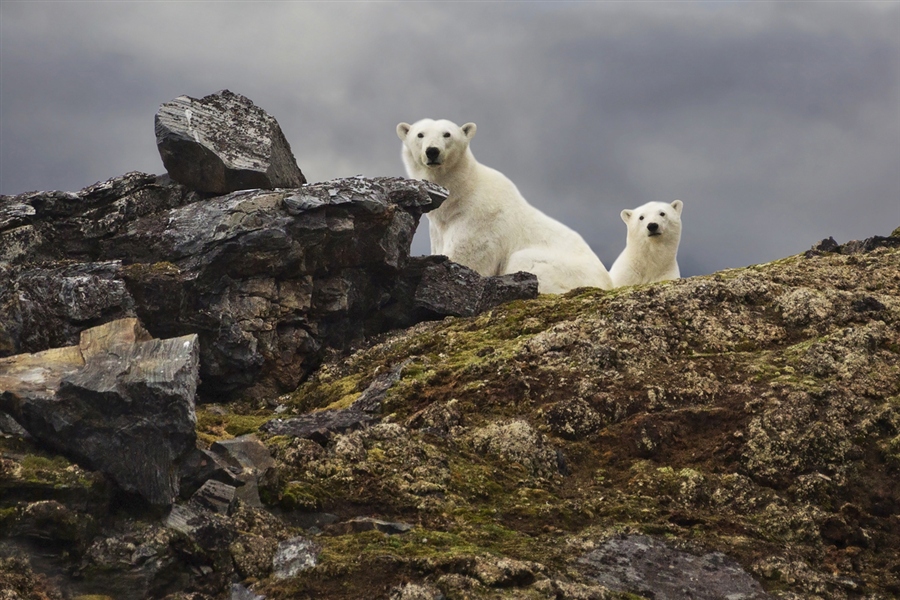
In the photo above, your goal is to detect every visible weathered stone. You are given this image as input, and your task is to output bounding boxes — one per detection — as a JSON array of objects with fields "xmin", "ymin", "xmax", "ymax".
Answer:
[
  {"xmin": 0, "ymin": 318, "xmax": 199, "ymax": 506},
  {"xmin": 190, "ymin": 479, "xmax": 237, "ymax": 515},
  {"xmin": 178, "ymin": 447, "xmax": 244, "ymax": 499},
  {"xmin": 272, "ymin": 536, "xmax": 319, "ymax": 579},
  {"xmin": 261, "ymin": 410, "xmax": 377, "ymax": 446},
  {"xmin": 0, "ymin": 261, "xmax": 136, "ymax": 356},
  {"xmin": 326, "ymin": 516, "xmax": 414, "ymax": 536},
  {"xmin": 231, "ymin": 582, "xmax": 265, "ymax": 600},
  {"xmin": 155, "ymin": 89, "xmax": 306, "ymax": 194},
  {"xmin": 0, "ymin": 168, "xmax": 539, "ymax": 400},
  {"xmin": 406, "ymin": 256, "xmax": 537, "ymax": 318},
  {"xmin": 0, "ymin": 172, "xmax": 198, "ymax": 265},
  {"xmin": 209, "ymin": 435, "xmax": 275, "ymax": 508},
  {"xmin": 577, "ymin": 535, "xmax": 771, "ymax": 600}
]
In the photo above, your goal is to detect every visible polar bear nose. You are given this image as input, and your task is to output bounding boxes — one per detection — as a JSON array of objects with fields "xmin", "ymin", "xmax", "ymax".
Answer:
[
  {"xmin": 647, "ymin": 222, "xmax": 659, "ymax": 232},
  {"xmin": 425, "ymin": 147, "xmax": 440, "ymax": 161}
]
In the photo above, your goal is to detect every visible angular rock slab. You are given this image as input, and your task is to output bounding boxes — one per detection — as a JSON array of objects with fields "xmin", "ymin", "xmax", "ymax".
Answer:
[
  {"xmin": 0, "ymin": 318, "xmax": 199, "ymax": 506},
  {"xmin": 155, "ymin": 89, "xmax": 306, "ymax": 194},
  {"xmin": 577, "ymin": 534, "xmax": 772, "ymax": 600}
]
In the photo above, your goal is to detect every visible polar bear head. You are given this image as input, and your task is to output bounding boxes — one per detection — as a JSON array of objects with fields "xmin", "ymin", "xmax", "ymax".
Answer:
[
  {"xmin": 396, "ymin": 119, "xmax": 477, "ymax": 176},
  {"xmin": 621, "ymin": 200, "xmax": 684, "ymax": 244}
]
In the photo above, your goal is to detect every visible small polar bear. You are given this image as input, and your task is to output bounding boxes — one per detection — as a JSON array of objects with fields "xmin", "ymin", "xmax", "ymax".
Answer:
[
  {"xmin": 609, "ymin": 200, "xmax": 683, "ymax": 287},
  {"xmin": 397, "ymin": 118, "xmax": 612, "ymax": 293}
]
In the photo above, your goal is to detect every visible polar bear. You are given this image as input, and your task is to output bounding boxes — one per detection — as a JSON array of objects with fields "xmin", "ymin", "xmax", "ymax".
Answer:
[
  {"xmin": 609, "ymin": 200, "xmax": 683, "ymax": 287},
  {"xmin": 397, "ymin": 119, "xmax": 612, "ymax": 293}
]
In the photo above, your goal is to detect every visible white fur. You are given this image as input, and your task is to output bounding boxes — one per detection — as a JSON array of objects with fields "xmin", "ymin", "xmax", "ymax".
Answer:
[
  {"xmin": 397, "ymin": 119, "xmax": 612, "ymax": 294},
  {"xmin": 609, "ymin": 200, "xmax": 683, "ymax": 287}
]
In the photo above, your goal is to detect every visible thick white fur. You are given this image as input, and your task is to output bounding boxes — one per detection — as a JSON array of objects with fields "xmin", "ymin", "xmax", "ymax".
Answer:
[
  {"xmin": 397, "ymin": 118, "xmax": 612, "ymax": 294},
  {"xmin": 609, "ymin": 200, "xmax": 683, "ymax": 287}
]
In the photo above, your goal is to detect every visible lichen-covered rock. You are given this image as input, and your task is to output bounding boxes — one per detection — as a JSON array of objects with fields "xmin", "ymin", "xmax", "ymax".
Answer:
[
  {"xmin": 470, "ymin": 420, "xmax": 560, "ymax": 479},
  {"xmin": 155, "ymin": 89, "xmax": 306, "ymax": 194}
]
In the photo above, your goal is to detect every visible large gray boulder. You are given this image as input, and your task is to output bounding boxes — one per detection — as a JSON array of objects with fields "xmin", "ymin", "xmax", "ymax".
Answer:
[
  {"xmin": 0, "ymin": 318, "xmax": 199, "ymax": 506},
  {"xmin": 155, "ymin": 89, "xmax": 306, "ymax": 194}
]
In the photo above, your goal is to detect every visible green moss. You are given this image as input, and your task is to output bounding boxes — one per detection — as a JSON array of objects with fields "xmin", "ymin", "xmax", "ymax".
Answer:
[
  {"xmin": 18, "ymin": 454, "xmax": 94, "ymax": 488},
  {"xmin": 279, "ymin": 481, "xmax": 321, "ymax": 511},
  {"xmin": 195, "ymin": 408, "xmax": 272, "ymax": 445},
  {"xmin": 285, "ymin": 372, "xmax": 366, "ymax": 414}
]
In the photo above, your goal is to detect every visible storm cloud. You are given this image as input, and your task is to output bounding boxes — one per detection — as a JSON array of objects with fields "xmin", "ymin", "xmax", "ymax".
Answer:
[{"xmin": 1, "ymin": 1, "xmax": 897, "ymax": 276}]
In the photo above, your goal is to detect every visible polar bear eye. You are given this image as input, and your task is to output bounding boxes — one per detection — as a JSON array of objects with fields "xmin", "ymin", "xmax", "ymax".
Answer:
[
  {"xmin": 639, "ymin": 216, "xmax": 644, "ymax": 221},
  {"xmin": 443, "ymin": 132, "xmax": 451, "ymax": 138},
  {"xmin": 659, "ymin": 212, "xmax": 666, "ymax": 217},
  {"xmin": 417, "ymin": 133, "xmax": 424, "ymax": 138}
]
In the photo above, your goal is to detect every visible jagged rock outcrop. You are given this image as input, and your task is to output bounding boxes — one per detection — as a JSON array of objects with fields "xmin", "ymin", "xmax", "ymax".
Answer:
[
  {"xmin": 0, "ymin": 318, "xmax": 198, "ymax": 506},
  {"xmin": 155, "ymin": 89, "xmax": 307, "ymax": 193},
  {"xmin": 0, "ymin": 173, "xmax": 536, "ymax": 399}
]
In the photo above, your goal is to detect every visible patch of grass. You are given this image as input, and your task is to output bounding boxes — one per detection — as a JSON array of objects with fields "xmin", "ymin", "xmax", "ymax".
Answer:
[{"xmin": 195, "ymin": 408, "xmax": 272, "ymax": 445}]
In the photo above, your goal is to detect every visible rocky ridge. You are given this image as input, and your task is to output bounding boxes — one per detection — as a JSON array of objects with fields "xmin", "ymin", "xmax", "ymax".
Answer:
[{"xmin": 1, "ymin": 90, "xmax": 899, "ymax": 599}]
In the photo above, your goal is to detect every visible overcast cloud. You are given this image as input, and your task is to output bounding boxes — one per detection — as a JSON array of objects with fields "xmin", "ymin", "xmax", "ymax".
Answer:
[{"xmin": 1, "ymin": 1, "xmax": 898, "ymax": 277}]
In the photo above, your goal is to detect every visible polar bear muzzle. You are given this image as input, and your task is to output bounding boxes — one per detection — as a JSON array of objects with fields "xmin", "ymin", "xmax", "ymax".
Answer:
[{"xmin": 425, "ymin": 146, "xmax": 442, "ymax": 165}]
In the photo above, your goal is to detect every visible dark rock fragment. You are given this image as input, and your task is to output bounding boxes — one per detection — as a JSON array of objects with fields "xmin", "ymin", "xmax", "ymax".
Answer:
[
  {"xmin": 209, "ymin": 435, "xmax": 275, "ymax": 508},
  {"xmin": 191, "ymin": 479, "xmax": 237, "ymax": 515},
  {"xmin": 261, "ymin": 410, "xmax": 377, "ymax": 446},
  {"xmin": 178, "ymin": 447, "xmax": 244, "ymax": 499},
  {"xmin": 155, "ymin": 89, "xmax": 306, "ymax": 194},
  {"xmin": 0, "ymin": 318, "xmax": 199, "ymax": 506}
]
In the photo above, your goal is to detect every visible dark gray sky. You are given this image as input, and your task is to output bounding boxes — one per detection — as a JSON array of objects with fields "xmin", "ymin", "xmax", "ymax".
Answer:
[{"xmin": 2, "ymin": 1, "xmax": 898, "ymax": 276}]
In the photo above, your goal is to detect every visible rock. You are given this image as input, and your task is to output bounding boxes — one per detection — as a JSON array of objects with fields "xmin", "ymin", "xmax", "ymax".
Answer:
[
  {"xmin": 0, "ymin": 261, "xmax": 136, "ymax": 356},
  {"xmin": 178, "ymin": 447, "xmax": 244, "ymax": 499},
  {"xmin": 261, "ymin": 410, "xmax": 377, "ymax": 446},
  {"xmin": 0, "ymin": 172, "xmax": 198, "ymax": 266},
  {"xmin": 2, "ymin": 171, "xmax": 532, "ymax": 401},
  {"xmin": 469, "ymin": 420, "xmax": 560, "ymax": 478},
  {"xmin": 155, "ymin": 89, "xmax": 306, "ymax": 194},
  {"xmin": 209, "ymin": 435, "xmax": 274, "ymax": 507},
  {"xmin": 0, "ymin": 318, "xmax": 199, "ymax": 506},
  {"xmin": 385, "ymin": 256, "xmax": 538, "ymax": 325},
  {"xmin": 190, "ymin": 479, "xmax": 237, "ymax": 515},
  {"xmin": 231, "ymin": 583, "xmax": 265, "ymax": 600},
  {"xmin": 388, "ymin": 583, "xmax": 444, "ymax": 600},
  {"xmin": 326, "ymin": 516, "xmax": 414, "ymax": 536},
  {"xmin": 576, "ymin": 535, "xmax": 771, "ymax": 600},
  {"xmin": 271, "ymin": 536, "xmax": 319, "ymax": 579}
]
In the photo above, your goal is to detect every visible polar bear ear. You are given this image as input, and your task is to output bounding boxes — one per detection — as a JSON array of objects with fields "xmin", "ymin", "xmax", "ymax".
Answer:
[
  {"xmin": 462, "ymin": 123, "xmax": 477, "ymax": 139},
  {"xmin": 397, "ymin": 123, "xmax": 411, "ymax": 140},
  {"xmin": 620, "ymin": 209, "xmax": 633, "ymax": 223},
  {"xmin": 671, "ymin": 199, "xmax": 683, "ymax": 215}
]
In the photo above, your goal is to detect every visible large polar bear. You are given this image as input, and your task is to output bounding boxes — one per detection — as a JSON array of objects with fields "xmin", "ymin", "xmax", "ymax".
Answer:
[
  {"xmin": 397, "ymin": 118, "xmax": 612, "ymax": 293},
  {"xmin": 609, "ymin": 200, "xmax": 683, "ymax": 287}
]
